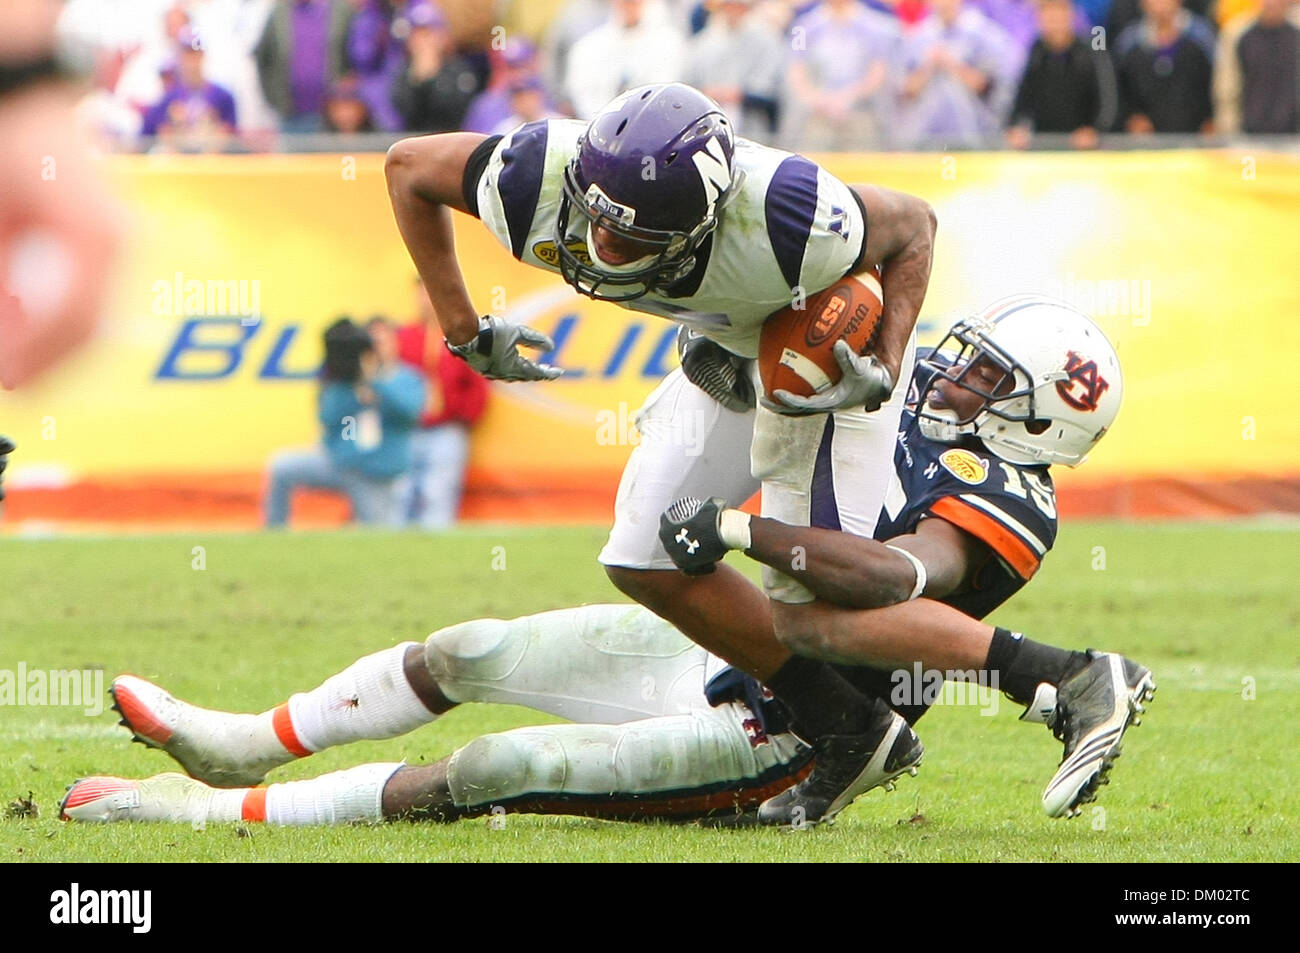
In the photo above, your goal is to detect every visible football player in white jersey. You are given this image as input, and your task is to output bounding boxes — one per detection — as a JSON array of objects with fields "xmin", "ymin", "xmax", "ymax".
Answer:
[
  {"xmin": 61, "ymin": 303, "xmax": 1154, "ymax": 829},
  {"xmin": 383, "ymin": 82, "xmax": 940, "ymax": 822}
]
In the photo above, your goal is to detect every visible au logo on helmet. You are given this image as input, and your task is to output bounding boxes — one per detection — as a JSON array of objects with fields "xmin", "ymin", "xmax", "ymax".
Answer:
[{"xmin": 1056, "ymin": 350, "xmax": 1110, "ymax": 412}]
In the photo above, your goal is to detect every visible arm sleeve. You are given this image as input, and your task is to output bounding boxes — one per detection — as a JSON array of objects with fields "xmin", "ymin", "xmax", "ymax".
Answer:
[
  {"xmin": 461, "ymin": 134, "xmax": 503, "ymax": 217},
  {"xmin": 216, "ymin": 87, "xmax": 238, "ymax": 129},
  {"xmin": 1010, "ymin": 49, "xmax": 1038, "ymax": 126},
  {"xmin": 1091, "ymin": 48, "xmax": 1120, "ymax": 131},
  {"xmin": 1213, "ymin": 23, "xmax": 1245, "ymax": 134},
  {"xmin": 927, "ymin": 494, "xmax": 1051, "ymax": 581},
  {"xmin": 1112, "ymin": 27, "xmax": 1142, "ymax": 125},
  {"xmin": 391, "ymin": 72, "xmax": 416, "ymax": 129},
  {"xmin": 373, "ymin": 370, "xmax": 428, "ymax": 426},
  {"xmin": 474, "ymin": 120, "xmax": 551, "ymax": 260},
  {"xmin": 318, "ymin": 383, "xmax": 355, "ymax": 429},
  {"xmin": 141, "ymin": 100, "xmax": 165, "ymax": 137}
]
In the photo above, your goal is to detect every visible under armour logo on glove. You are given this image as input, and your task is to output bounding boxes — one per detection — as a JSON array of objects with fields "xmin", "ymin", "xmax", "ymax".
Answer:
[{"xmin": 659, "ymin": 497, "xmax": 729, "ymax": 575}]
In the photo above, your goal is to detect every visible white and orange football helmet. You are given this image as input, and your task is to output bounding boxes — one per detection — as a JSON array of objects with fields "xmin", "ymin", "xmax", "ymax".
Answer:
[{"xmin": 917, "ymin": 295, "xmax": 1123, "ymax": 468}]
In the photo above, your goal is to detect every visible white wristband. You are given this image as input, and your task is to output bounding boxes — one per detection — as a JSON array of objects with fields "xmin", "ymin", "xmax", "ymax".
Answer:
[
  {"xmin": 885, "ymin": 544, "xmax": 928, "ymax": 601},
  {"xmin": 718, "ymin": 509, "xmax": 753, "ymax": 551}
]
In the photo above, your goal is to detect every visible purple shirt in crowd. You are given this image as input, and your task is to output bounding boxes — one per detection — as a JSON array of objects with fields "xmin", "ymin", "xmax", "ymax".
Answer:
[
  {"xmin": 142, "ymin": 81, "xmax": 238, "ymax": 135},
  {"xmin": 967, "ymin": 0, "xmax": 1037, "ymax": 53},
  {"xmin": 898, "ymin": 8, "xmax": 1017, "ymax": 145},
  {"xmin": 969, "ymin": 0, "xmax": 1093, "ymax": 55},
  {"xmin": 290, "ymin": 0, "xmax": 329, "ymax": 118},
  {"xmin": 789, "ymin": 3, "xmax": 902, "ymax": 91},
  {"xmin": 346, "ymin": 0, "xmax": 404, "ymax": 131},
  {"xmin": 462, "ymin": 88, "xmax": 515, "ymax": 134}
]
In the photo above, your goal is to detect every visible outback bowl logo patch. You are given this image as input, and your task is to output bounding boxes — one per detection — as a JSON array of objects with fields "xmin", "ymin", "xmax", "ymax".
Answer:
[
  {"xmin": 532, "ymin": 238, "xmax": 592, "ymax": 268},
  {"xmin": 1056, "ymin": 350, "xmax": 1110, "ymax": 411},
  {"xmin": 939, "ymin": 448, "xmax": 988, "ymax": 484}
]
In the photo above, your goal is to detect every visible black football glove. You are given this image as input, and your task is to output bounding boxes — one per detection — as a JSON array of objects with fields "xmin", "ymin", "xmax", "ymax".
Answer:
[
  {"xmin": 659, "ymin": 496, "xmax": 730, "ymax": 575},
  {"xmin": 677, "ymin": 327, "xmax": 756, "ymax": 413},
  {"xmin": 0, "ymin": 436, "xmax": 14, "ymax": 502}
]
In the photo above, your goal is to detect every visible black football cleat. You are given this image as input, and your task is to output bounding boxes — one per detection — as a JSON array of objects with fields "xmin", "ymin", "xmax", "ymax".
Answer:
[
  {"xmin": 758, "ymin": 711, "xmax": 922, "ymax": 828},
  {"xmin": 1042, "ymin": 650, "xmax": 1156, "ymax": 818}
]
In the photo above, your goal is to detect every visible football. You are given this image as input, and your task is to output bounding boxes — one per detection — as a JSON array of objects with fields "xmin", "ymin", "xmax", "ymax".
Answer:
[{"xmin": 757, "ymin": 272, "xmax": 884, "ymax": 400}]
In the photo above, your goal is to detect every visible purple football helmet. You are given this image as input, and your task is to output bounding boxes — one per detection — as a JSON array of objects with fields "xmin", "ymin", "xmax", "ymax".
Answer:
[{"xmin": 556, "ymin": 84, "xmax": 736, "ymax": 301}]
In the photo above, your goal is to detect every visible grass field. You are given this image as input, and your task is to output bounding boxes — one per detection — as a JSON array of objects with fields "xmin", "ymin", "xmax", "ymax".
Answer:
[{"xmin": 1, "ymin": 522, "xmax": 1296, "ymax": 863}]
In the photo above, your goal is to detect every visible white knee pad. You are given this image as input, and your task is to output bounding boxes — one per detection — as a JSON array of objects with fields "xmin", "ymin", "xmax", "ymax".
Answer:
[
  {"xmin": 423, "ymin": 617, "xmax": 525, "ymax": 698},
  {"xmin": 447, "ymin": 729, "xmax": 567, "ymax": 808},
  {"xmin": 422, "ymin": 605, "xmax": 708, "ymax": 722},
  {"xmin": 445, "ymin": 707, "xmax": 777, "ymax": 809},
  {"xmin": 612, "ymin": 709, "xmax": 751, "ymax": 791}
]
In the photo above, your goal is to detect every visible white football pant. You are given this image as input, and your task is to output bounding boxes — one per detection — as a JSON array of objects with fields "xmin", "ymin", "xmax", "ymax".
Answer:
[{"xmin": 424, "ymin": 604, "xmax": 807, "ymax": 816}]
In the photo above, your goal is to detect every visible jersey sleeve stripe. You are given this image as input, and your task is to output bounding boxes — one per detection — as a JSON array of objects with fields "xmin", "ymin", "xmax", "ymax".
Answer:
[
  {"xmin": 497, "ymin": 121, "xmax": 549, "ymax": 260},
  {"xmin": 764, "ymin": 155, "xmax": 819, "ymax": 290},
  {"xmin": 930, "ymin": 496, "xmax": 1042, "ymax": 580},
  {"xmin": 461, "ymin": 134, "xmax": 502, "ymax": 218},
  {"xmin": 845, "ymin": 184, "xmax": 869, "ymax": 275},
  {"xmin": 956, "ymin": 493, "xmax": 1048, "ymax": 555}
]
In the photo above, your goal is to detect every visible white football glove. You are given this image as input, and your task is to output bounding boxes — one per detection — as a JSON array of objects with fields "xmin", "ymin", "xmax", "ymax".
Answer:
[
  {"xmin": 447, "ymin": 316, "xmax": 563, "ymax": 382},
  {"xmin": 761, "ymin": 340, "xmax": 893, "ymax": 416}
]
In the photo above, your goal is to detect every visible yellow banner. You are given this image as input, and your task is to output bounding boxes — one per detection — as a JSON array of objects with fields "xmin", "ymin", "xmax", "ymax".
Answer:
[{"xmin": 1, "ymin": 150, "xmax": 1297, "ymax": 495}]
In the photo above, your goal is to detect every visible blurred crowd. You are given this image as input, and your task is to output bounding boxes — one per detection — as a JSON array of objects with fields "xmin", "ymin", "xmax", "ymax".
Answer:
[{"xmin": 56, "ymin": 0, "xmax": 1300, "ymax": 152}]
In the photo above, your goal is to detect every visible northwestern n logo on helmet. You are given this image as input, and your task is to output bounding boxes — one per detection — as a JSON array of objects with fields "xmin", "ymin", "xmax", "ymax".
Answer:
[
  {"xmin": 1056, "ymin": 350, "xmax": 1110, "ymax": 411},
  {"xmin": 691, "ymin": 137, "xmax": 731, "ymax": 219}
]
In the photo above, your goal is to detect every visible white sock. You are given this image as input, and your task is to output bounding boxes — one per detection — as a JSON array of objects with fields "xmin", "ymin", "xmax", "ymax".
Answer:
[
  {"xmin": 207, "ymin": 788, "xmax": 247, "ymax": 823},
  {"xmin": 262, "ymin": 762, "xmax": 403, "ymax": 826},
  {"xmin": 286, "ymin": 643, "xmax": 435, "ymax": 753}
]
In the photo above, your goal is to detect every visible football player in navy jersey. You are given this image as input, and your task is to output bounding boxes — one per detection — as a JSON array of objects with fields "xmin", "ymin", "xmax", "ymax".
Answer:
[
  {"xmin": 62, "ymin": 303, "xmax": 1154, "ymax": 829},
  {"xmin": 662, "ymin": 295, "xmax": 1153, "ymax": 822},
  {"xmin": 384, "ymin": 83, "xmax": 942, "ymax": 825}
]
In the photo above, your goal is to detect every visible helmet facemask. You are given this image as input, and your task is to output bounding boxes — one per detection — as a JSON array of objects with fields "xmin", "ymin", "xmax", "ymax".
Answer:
[
  {"xmin": 555, "ymin": 156, "xmax": 713, "ymax": 302},
  {"xmin": 916, "ymin": 320, "xmax": 1051, "ymax": 456}
]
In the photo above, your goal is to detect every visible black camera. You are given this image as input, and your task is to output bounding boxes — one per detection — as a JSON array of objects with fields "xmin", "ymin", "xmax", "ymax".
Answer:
[{"xmin": 322, "ymin": 317, "xmax": 373, "ymax": 383}]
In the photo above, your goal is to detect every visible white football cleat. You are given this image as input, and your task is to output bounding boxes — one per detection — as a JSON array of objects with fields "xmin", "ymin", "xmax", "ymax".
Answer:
[
  {"xmin": 1042, "ymin": 651, "xmax": 1156, "ymax": 818},
  {"xmin": 61, "ymin": 773, "xmax": 216, "ymax": 823},
  {"xmin": 111, "ymin": 674, "xmax": 291, "ymax": 787}
]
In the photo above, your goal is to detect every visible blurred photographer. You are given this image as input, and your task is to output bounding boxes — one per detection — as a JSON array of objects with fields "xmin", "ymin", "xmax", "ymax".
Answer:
[
  {"xmin": 264, "ymin": 317, "xmax": 427, "ymax": 528},
  {"xmin": 0, "ymin": 435, "xmax": 13, "ymax": 517}
]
